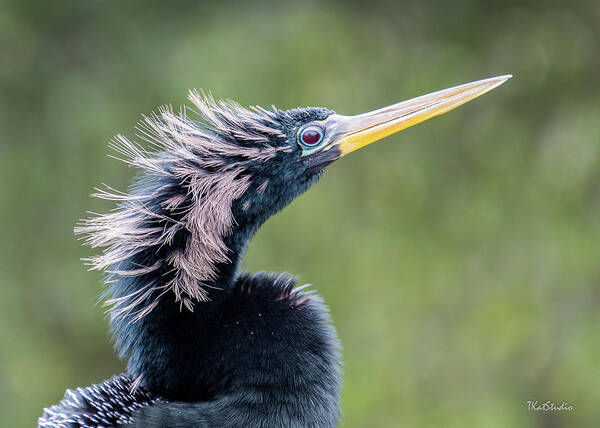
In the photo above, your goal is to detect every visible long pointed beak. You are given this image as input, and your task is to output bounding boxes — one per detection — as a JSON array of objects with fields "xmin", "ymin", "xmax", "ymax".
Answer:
[{"xmin": 323, "ymin": 75, "xmax": 512, "ymax": 157}]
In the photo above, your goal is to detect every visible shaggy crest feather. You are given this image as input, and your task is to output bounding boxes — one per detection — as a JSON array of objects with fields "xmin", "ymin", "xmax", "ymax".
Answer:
[{"xmin": 75, "ymin": 91, "xmax": 290, "ymax": 320}]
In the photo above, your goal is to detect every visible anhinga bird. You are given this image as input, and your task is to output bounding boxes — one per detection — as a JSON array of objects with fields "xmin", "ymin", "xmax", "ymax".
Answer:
[{"xmin": 40, "ymin": 75, "xmax": 510, "ymax": 427}]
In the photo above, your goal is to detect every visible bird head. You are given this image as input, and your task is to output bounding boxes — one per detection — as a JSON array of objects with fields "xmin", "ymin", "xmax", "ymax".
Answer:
[
  {"xmin": 78, "ymin": 75, "xmax": 511, "ymax": 318},
  {"xmin": 204, "ymin": 75, "xmax": 513, "ymax": 224}
]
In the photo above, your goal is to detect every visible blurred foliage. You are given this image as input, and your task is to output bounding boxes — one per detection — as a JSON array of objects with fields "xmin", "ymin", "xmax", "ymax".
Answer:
[{"xmin": 1, "ymin": 0, "xmax": 600, "ymax": 426}]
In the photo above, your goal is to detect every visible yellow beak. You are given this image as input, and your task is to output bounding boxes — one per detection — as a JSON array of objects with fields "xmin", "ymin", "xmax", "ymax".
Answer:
[{"xmin": 324, "ymin": 75, "xmax": 512, "ymax": 156}]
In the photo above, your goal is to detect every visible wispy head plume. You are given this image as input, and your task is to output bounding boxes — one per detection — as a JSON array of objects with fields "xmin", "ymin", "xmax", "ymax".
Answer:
[{"xmin": 76, "ymin": 91, "xmax": 289, "ymax": 321}]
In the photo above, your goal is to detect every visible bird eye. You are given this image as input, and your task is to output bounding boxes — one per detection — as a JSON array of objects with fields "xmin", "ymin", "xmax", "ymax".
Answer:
[{"xmin": 299, "ymin": 126, "xmax": 324, "ymax": 148}]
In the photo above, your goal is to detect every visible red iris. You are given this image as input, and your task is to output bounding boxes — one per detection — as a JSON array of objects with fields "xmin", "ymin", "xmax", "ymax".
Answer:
[{"xmin": 301, "ymin": 127, "xmax": 323, "ymax": 146}]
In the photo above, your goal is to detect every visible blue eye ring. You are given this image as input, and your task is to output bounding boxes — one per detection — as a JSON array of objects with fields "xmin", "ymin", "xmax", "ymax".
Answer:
[{"xmin": 298, "ymin": 125, "xmax": 324, "ymax": 148}]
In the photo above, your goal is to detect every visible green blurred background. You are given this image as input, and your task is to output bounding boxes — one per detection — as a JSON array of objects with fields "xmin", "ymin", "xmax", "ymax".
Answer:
[{"xmin": 2, "ymin": 0, "xmax": 599, "ymax": 426}]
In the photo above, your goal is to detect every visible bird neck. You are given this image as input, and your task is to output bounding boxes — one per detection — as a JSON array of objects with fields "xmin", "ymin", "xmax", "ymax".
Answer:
[
  {"xmin": 106, "ymin": 198, "xmax": 266, "ymax": 379},
  {"xmin": 109, "ymin": 218, "xmax": 272, "ymax": 399},
  {"xmin": 89, "ymin": 164, "xmax": 294, "ymax": 396},
  {"xmin": 200, "ymin": 217, "xmax": 258, "ymax": 294}
]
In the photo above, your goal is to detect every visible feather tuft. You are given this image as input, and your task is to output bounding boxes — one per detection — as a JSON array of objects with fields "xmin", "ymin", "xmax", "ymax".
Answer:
[{"xmin": 76, "ymin": 92, "xmax": 290, "ymax": 321}]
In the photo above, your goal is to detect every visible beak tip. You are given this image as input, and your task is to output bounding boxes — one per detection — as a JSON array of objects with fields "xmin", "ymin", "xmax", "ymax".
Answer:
[
  {"xmin": 492, "ymin": 74, "xmax": 513, "ymax": 86},
  {"xmin": 480, "ymin": 74, "xmax": 513, "ymax": 93}
]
